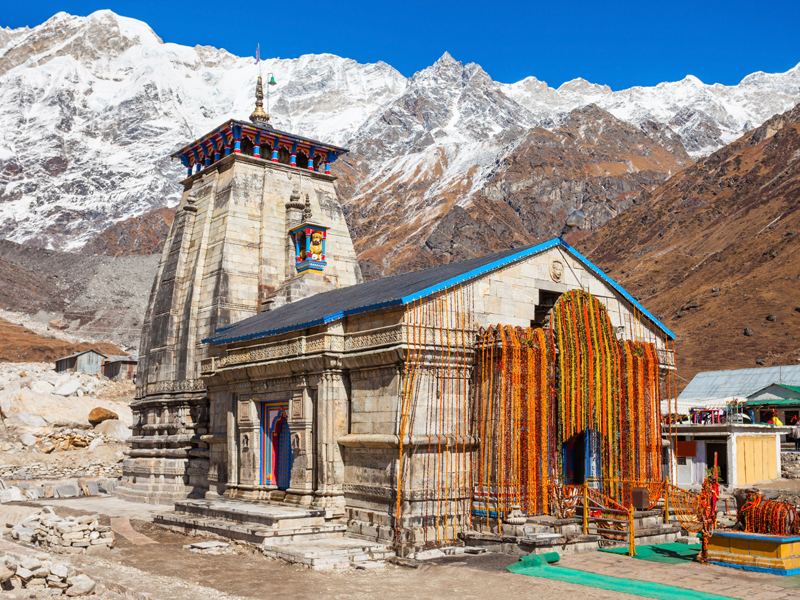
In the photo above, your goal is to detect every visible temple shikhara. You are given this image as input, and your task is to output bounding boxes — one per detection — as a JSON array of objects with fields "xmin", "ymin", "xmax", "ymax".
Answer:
[{"xmin": 119, "ymin": 74, "xmax": 695, "ymax": 562}]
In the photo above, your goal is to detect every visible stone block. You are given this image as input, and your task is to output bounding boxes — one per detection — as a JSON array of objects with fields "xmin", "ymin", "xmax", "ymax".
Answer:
[
  {"xmin": 0, "ymin": 488, "xmax": 23, "ymax": 502},
  {"xmin": 54, "ymin": 483, "xmax": 79, "ymax": 499},
  {"xmin": 484, "ymin": 296, "xmax": 502, "ymax": 314}
]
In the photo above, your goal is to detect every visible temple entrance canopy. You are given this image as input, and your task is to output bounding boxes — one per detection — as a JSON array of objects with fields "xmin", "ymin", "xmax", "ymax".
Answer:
[{"xmin": 472, "ymin": 290, "xmax": 664, "ymax": 523}]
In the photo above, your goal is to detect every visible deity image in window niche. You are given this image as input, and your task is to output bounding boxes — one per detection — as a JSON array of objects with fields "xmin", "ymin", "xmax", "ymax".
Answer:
[
  {"xmin": 290, "ymin": 223, "xmax": 328, "ymax": 273},
  {"xmin": 309, "ymin": 230, "xmax": 324, "ymax": 260}
]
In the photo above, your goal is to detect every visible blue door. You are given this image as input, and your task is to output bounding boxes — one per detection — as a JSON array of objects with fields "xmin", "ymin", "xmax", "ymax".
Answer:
[{"xmin": 274, "ymin": 417, "xmax": 293, "ymax": 490}]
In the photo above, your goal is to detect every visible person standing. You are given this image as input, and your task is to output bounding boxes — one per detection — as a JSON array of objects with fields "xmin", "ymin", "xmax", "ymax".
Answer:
[{"xmin": 793, "ymin": 420, "xmax": 800, "ymax": 451}]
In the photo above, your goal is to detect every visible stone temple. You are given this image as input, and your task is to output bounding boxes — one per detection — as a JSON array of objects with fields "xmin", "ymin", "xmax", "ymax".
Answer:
[{"xmin": 120, "ymin": 78, "xmax": 677, "ymax": 559}]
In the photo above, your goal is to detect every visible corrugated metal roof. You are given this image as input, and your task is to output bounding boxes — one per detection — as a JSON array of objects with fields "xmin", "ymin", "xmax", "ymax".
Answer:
[
  {"xmin": 205, "ymin": 238, "xmax": 675, "ymax": 346},
  {"xmin": 54, "ymin": 349, "xmax": 108, "ymax": 362},
  {"xmin": 745, "ymin": 398, "xmax": 800, "ymax": 408},
  {"xmin": 679, "ymin": 366, "xmax": 800, "ymax": 400},
  {"xmin": 747, "ymin": 383, "xmax": 800, "ymax": 399}
]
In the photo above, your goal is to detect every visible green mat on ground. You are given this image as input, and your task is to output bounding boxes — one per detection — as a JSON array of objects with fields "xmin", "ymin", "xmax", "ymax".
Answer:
[
  {"xmin": 599, "ymin": 543, "xmax": 700, "ymax": 564},
  {"xmin": 507, "ymin": 553, "xmax": 737, "ymax": 600}
]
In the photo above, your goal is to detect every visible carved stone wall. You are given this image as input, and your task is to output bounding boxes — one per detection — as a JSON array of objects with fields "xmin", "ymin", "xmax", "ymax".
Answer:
[{"xmin": 119, "ymin": 153, "xmax": 361, "ymax": 505}]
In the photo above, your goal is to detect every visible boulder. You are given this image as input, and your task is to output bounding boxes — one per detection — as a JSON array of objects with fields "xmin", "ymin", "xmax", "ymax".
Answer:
[
  {"xmin": 48, "ymin": 319, "xmax": 70, "ymax": 330},
  {"xmin": 30, "ymin": 380, "xmax": 55, "ymax": 394},
  {"xmin": 54, "ymin": 381, "xmax": 81, "ymax": 397},
  {"xmin": 66, "ymin": 573, "xmax": 96, "ymax": 596},
  {"xmin": 87, "ymin": 438, "xmax": 105, "ymax": 452},
  {"xmin": 20, "ymin": 558, "xmax": 42, "ymax": 572},
  {"xmin": 93, "ymin": 419, "xmax": 130, "ymax": 441},
  {"xmin": 88, "ymin": 407, "xmax": 119, "ymax": 425},
  {"xmin": 49, "ymin": 564, "xmax": 69, "ymax": 579},
  {"xmin": 19, "ymin": 433, "xmax": 37, "ymax": 446},
  {"xmin": 0, "ymin": 565, "xmax": 16, "ymax": 584},
  {"xmin": 13, "ymin": 411, "xmax": 48, "ymax": 427}
]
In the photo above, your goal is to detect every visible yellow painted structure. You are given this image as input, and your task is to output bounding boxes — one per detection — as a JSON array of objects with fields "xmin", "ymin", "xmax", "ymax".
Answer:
[
  {"xmin": 736, "ymin": 436, "xmax": 778, "ymax": 485},
  {"xmin": 708, "ymin": 531, "xmax": 800, "ymax": 575}
]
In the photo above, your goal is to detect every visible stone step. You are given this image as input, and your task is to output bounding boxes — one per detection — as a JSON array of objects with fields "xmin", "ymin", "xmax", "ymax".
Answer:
[
  {"xmin": 155, "ymin": 512, "xmax": 346, "ymax": 545},
  {"xmin": 261, "ymin": 538, "xmax": 395, "ymax": 570},
  {"xmin": 172, "ymin": 499, "xmax": 327, "ymax": 529}
]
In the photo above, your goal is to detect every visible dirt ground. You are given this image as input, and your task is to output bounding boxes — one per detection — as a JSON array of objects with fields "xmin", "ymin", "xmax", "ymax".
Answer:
[
  {"xmin": 757, "ymin": 479, "xmax": 800, "ymax": 491},
  {"xmin": 6, "ymin": 496, "xmax": 800, "ymax": 600}
]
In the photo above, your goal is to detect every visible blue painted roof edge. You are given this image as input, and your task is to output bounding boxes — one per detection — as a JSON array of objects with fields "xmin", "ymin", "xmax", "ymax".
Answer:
[
  {"xmin": 399, "ymin": 238, "xmax": 562, "ymax": 304},
  {"xmin": 205, "ymin": 237, "xmax": 674, "ymax": 346},
  {"xmin": 560, "ymin": 240, "xmax": 676, "ymax": 340}
]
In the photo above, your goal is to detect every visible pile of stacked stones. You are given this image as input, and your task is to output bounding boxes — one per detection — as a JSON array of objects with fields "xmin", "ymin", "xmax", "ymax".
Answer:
[
  {"xmin": 38, "ymin": 429, "xmax": 111, "ymax": 453},
  {"xmin": 0, "ymin": 478, "xmax": 121, "ymax": 503},
  {"xmin": 1, "ymin": 462, "xmax": 121, "ymax": 481},
  {"xmin": 0, "ymin": 552, "xmax": 98, "ymax": 595},
  {"xmin": 10, "ymin": 508, "xmax": 114, "ymax": 555},
  {"xmin": 782, "ymin": 452, "xmax": 800, "ymax": 479}
]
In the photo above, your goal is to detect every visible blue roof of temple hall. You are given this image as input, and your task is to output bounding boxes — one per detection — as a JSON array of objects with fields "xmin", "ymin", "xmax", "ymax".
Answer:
[{"xmin": 204, "ymin": 238, "xmax": 675, "ymax": 346}]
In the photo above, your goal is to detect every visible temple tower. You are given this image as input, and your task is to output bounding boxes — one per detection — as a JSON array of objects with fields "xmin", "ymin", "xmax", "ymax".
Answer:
[{"xmin": 118, "ymin": 77, "xmax": 362, "ymax": 504}]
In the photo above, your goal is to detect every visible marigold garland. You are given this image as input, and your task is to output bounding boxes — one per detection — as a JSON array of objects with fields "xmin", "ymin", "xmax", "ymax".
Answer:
[
  {"xmin": 739, "ymin": 493, "xmax": 799, "ymax": 536},
  {"xmin": 473, "ymin": 289, "xmax": 665, "ymax": 521}
]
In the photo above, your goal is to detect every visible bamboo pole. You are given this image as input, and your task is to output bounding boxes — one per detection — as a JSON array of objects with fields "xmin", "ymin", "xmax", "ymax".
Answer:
[
  {"xmin": 628, "ymin": 505, "xmax": 636, "ymax": 557},
  {"xmin": 583, "ymin": 483, "xmax": 589, "ymax": 535}
]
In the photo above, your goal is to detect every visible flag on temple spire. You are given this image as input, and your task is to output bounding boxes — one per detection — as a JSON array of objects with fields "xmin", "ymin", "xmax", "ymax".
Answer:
[{"xmin": 255, "ymin": 44, "xmax": 260, "ymax": 64}]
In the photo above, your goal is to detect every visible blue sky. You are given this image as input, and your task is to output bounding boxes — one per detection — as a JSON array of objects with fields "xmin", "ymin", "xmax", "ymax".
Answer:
[{"xmin": 4, "ymin": 1, "xmax": 799, "ymax": 89}]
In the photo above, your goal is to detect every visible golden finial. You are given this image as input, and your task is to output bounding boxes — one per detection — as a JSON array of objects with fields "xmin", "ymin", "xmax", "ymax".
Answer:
[{"xmin": 250, "ymin": 76, "xmax": 270, "ymax": 125}]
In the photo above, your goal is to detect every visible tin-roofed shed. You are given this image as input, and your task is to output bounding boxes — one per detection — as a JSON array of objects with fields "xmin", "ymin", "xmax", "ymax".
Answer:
[
  {"xmin": 54, "ymin": 349, "xmax": 107, "ymax": 376},
  {"xmin": 679, "ymin": 366, "xmax": 800, "ymax": 400},
  {"xmin": 102, "ymin": 355, "xmax": 138, "ymax": 381}
]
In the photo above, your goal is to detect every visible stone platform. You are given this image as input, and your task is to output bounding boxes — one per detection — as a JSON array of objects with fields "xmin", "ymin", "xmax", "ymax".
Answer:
[
  {"xmin": 154, "ymin": 498, "xmax": 396, "ymax": 569},
  {"xmin": 462, "ymin": 530, "xmax": 602, "ymax": 556},
  {"xmin": 261, "ymin": 537, "xmax": 395, "ymax": 570},
  {"xmin": 463, "ymin": 510, "xmax": 679, "ymax": 556},
  {"xmin": 154, "ymin": 498, "xmax": 347, "ymax": 546}
]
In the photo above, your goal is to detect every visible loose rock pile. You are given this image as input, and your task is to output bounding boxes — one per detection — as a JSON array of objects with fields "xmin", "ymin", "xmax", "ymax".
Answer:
[
  {"xmin": 38, "ymin": 429, "xmax": 113, "ymax": 453},
  {"xmin": 781, "ymin": 451, "xmax": 800, "ymax": 479},
  {"xmin": 1, "ymin": 551, "xmax": 98, "ymax": 595},
  {"xmin": 1, "ymin": 462, "xmax": 122, "ymax": 481},
  {"xmin": 10, "ymin": 508, "xmax": 114, "ymax": 555}
]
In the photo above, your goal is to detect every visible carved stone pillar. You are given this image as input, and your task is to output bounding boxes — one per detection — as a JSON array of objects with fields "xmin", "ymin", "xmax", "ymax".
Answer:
[
  {"xmin": 203, "ymin": 387, "xmax": 231, "ymax": 498},
  {"xmin": 313, "ymin": 370, "xmax": 347, "ymax": 515},
  {"xmin": 285, "ymin": 383, "xmax": 314, "ymax": 505},
  {"xmin": 236, "ymin": 398, "xmax": 262, "ymax": 491}
]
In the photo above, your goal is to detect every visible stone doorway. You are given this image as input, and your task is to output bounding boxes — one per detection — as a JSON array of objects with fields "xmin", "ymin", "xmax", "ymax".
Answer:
[{"xmin": 260, "ymin": 401, "xmax": 292, "ymax": 488}]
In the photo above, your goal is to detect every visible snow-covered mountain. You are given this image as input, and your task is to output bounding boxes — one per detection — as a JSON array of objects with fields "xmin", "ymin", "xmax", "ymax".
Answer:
[
  {"xmin": 1, "ymin": 10, "xmax": 798, "ymax": 257},
  {"xmin": 0, "ymin": 11, "xmax": 406, "ymax": 250}
]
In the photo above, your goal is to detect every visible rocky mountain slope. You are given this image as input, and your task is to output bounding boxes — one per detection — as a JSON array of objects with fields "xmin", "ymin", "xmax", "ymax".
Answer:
[
  {"xmin": 341, "ymin": 89, "xmax": 692, "ymax": 275},
  {"xmin": 1, "ymin": 10, "xmax": 798, "ymax": 268},
  {"xmin": 0, "ymin": 318, "xmax": 123, "ymax": 363},
  {"xmin": 576, "ymin": 104, "xmax": 800, "ymax": 391},
  {"xmin": 81, "ymin": 207, "xmax": 175, "ymax": 256},
  {"xmin": 0, "ymin": 240, "xmax": 159, "ymax": 351}
]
